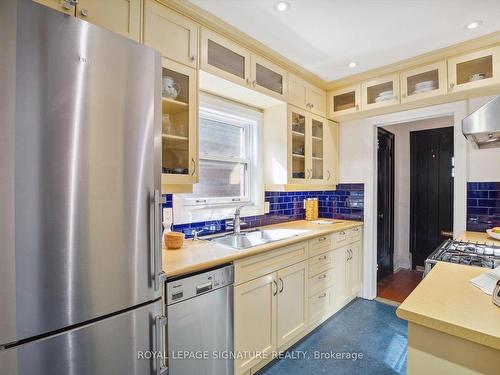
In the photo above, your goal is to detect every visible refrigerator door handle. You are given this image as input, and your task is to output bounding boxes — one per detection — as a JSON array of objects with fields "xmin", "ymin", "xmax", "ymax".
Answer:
[
  {"xmin": 153, "ymin": 190, "xmax": 166, "ymax": 291},
  {"xmin": 155, "ymin": 315, "xmax": 168, "ymax": 375}
]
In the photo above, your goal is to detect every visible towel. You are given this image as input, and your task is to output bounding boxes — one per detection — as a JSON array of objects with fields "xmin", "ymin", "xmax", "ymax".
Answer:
[{"xmin": 470, "ymin": 266, "xmax": 500, "ymax": 295}]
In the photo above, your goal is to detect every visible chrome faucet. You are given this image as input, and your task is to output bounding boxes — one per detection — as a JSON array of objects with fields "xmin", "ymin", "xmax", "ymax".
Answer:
[{"xmin": 232, "ymin": 205, "xmax": 247, "ymax": 235}]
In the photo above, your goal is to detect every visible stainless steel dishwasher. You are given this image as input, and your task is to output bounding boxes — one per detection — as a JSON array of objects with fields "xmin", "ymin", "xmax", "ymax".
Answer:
[{"xmin": 166, "ymin": 264, "xmax": 234, "ymax": 375}]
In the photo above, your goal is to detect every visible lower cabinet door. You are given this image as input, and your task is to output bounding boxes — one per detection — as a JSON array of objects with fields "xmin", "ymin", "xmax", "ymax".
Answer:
[
  {"xmin": 349, "ymin": 241, "xmax": 362, "ymax": 296},
  {"xmin": 234, "ymin": 273, "xmax": 277, "ymax": 375},
  {"xmin": 332, "ymin": 247, "xmax": 349, "ymax": 312},
  {"xmin": 276, "ymin": 261, "xmax": 308, "ymax": 347},
  {"xmin": 308, "ymin": 287, "xmax": 333, "ymax": 323}
]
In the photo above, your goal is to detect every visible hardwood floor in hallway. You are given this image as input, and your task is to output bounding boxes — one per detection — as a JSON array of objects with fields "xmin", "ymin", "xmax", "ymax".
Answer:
[{"xmin": 377, "ymin": 269, "xmax": 423, "ymax": 303}]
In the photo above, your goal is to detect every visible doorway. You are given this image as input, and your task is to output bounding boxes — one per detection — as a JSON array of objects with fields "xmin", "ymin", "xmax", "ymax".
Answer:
[
  {"xmin": 410, "ymin": 126, "xmax": 454, "ymax": 268},
  {"xmin": 377, "ymin": 128, "xmax": 395, "ymax": 281}
]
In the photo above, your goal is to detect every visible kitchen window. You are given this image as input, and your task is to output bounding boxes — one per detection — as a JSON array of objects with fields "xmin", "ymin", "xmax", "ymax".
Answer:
[{"xmin": 174, "ymin": 94, "xmax": 264, "ymax": 224}]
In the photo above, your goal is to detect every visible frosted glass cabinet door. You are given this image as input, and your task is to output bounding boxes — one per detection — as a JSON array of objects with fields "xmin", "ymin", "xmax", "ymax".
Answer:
[
  {"xmin": 328, "ymin": 85, "xmax": 361, "ymax": 118},
  {"xmin": 309, "ymin": 115, "xmax": 325, "ymax": 183},
  {"xmin": 361, "ymin": 74, "xmax": 400, "ymax": 110},
  {"xmin": 251, "ymin": 54, "xmax": 287, "ymax": 100},
  {"xmin": 401, "ymin": 61, "xmax": 447, "ymax": 103},
  {"xmin": 201, "ymin": 28, "xmax": 251, "ymax": 87}
]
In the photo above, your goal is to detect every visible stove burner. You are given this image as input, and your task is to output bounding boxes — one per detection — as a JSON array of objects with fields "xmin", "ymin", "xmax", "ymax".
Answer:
[{"xmin": 424, "ymin": 239, "xmax": 500, "ymax": 276}]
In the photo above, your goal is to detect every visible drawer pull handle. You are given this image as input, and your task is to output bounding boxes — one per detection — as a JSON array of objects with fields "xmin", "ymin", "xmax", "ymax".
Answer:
[
  {"xmin": 340, "ymin": 231, "xmax": 346, "ymax": 235},
  {"xmin": 319, "ymin": 255, "xmax": 327, "ymax": 261},
  {"xmin": 318, "ymin": 292, "xmax": 327, "ymax": 299},
  {"xmin": 353, "ymin": 228, "xmax": 359, "ymax": 232},
  {"xmin": 318, "ymin": 274, "xmax": 327, "ymax": 280},
  {"xmin": 279, "ymin": 277, "xmax": 284, "ymax": 293},
  {"xmin": 318, "ymin": 236, "xmax": 327, "ymax": 242}
]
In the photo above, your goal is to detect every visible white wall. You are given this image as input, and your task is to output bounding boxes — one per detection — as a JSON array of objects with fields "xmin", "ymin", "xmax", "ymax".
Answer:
[
  {"xmin": 339, "ymin": 100, "xmax": 473, "ymax": 299},
  {"xmin": 382, "ymin": 116, "xmax": 454, "ymax": 271}
]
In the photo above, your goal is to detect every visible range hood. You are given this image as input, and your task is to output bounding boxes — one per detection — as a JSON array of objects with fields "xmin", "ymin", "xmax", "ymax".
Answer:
[{"xmin": 462, "ymin": 96, "xmax": 500, "ymax": 149}]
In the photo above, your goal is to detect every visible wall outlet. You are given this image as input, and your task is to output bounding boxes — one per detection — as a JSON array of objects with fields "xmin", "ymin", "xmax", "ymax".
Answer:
[
  {"xmin": 264, "ymin": 201, "xmax": 270, "ymax": 214},
  {"xmin": 163, "ymin": 207, "xmax": 173, "ymax": 226}
]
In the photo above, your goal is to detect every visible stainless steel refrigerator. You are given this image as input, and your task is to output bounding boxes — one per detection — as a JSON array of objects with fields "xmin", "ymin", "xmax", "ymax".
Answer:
[{"xmin": 0, "ymin": 1, "xmax": 167, "ymax": 374}]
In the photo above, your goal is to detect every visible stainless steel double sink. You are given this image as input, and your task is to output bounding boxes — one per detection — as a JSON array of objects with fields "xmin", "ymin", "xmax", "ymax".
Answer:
[{"xmin": 209, "ymin": 228, "xmax": 309, "ymax": 250}]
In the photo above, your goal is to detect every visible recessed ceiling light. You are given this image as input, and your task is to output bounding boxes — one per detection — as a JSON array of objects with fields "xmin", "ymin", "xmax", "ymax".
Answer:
[
  {"xmin": 466, "ymin": 21, "xmax": 481, "ymax": 30},
  {"xmin": 275, "ymin": 1, "xmax": 290, "ymax": 12},
  {"xmin": 349, "ymin": 62, "xmax": 357, "ymax": 68}
]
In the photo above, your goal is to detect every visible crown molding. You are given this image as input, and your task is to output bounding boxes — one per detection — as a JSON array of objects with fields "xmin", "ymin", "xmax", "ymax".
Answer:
[
  {"xmin": 327, "ymin": 31, "xmax": 500, "ymax": 90},
  {"xmin": 157, "ymin": 0, "xmax": 328, "ymax": 89}
]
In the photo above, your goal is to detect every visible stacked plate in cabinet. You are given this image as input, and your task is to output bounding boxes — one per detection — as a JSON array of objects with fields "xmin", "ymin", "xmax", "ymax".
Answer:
[
  {"xmin": 374, "ymin": 90, "xmax": 394, "ymax": 103},
  {"xmin": 412, "ymin": 80, "xmax": 437, "ymax": 95}
]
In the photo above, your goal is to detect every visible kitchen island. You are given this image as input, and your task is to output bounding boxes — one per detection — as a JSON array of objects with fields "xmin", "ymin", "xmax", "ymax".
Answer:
[{"xmin": 396, "ymin": 262, "xmax": 500, "ymax": 375}]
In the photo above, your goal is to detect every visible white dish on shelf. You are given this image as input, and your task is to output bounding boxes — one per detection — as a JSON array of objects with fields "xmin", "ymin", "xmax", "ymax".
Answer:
[
  {"xmin": 375, "ymin": 95, "xmax": 393, "ymax": 103},
  {"xmin": 486, "ymin": 229, "xmax": 500, "ymax": 240},
  {"xmin": 377, "ymin": 90, "xmax": 393, "ymax": 97},
  {"xmin": 414, "ymin": 80, "xmax": 437, "ymax": 89},
  {"xmin": 413, "ymin": 86, "xmax": 436, "ymax": 94}
]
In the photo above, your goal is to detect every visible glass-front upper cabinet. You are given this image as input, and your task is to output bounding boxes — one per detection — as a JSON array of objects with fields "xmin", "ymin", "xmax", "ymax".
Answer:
[
  {"xmin": 250, "ymin": 55, "xmax": 287, "ymax": 100},
  {"xmin": 400, "ymin": 61, "xmax": 447, "ymax": 103},
  {"xmin": 289, "ymin": 106, "xmax": 308, "ymax": 183},
  {"xmin": 361, "ymin": 74, "xmax": 400, "ymax": 110},
  {"xmin": 161, "ymin": 58, "xmax": 198, "ymax": 186},
  {"xmin": 328, "ymin": 84, "xmax": 361, "ymax": 117},
  {"xmin": 201, "ymin": 28, "xmax": 251, "ymax": 87},
  {"xmin": 310, "ymin": 115, "xmax": 325, "ymax": 182},
  {"xmin": 448, "ymin": 46, "xmax": 500, "ymax": 93}
]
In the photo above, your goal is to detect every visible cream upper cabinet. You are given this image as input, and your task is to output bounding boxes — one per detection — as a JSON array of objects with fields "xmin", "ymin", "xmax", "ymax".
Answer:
[
  {"xmin": 160, "ymin": 58, "xmax": 198, "ymax": 189},
  {"xmin": 276, "ymin": 261, "xmax": 308, "ymax": 347},
  {"xmin": 33, "ymin": 0, "xmax": 76, "ymax": 15},
  {"xmin": 308, "ymin": 114, "xmax": 327, "ymax": 183},
  {"xmin": 288, "ymin": 105, "xmax": 309, "ymax": 184},
  {"xmin": 76, "ymin": 0, "xmax": 141, "ymax": 42},
  {"xmin": 324, "ymin": 121, "xmax": 339, "ymax": 185},
  {"xmin": 288, "ymin": 106, "xmax": 333, "ymax": 186},
  {"xmin": 400, "ymin": 61, "xmax": 447, "ymax": 103},
  {"xmin": 308, "ymin": 84, "xmax": 327, "ymax": 116},
  {"xmin": 448, "ymin": 46, "xmax": 500, "ymax": 93},
  {"xmin": 201, "ymin": 28, "xmax": 251, "ymax": 87},
  {"xmin": 361, "ymin": 74, "xmax": 400, "ymax": 110},
  {"xmin": 288, "ymin": 74, "xmax": 326, "ymax": 116},
  {"xmin": 327, "ymin": 84, "xmax": 361, "ymax": 118},
  {"xmin": 234, "ymin": 273, "xmax": 277, "ymax": 375},
  {"xmin": 250, "ymin": 54, "xmax": 288, "ymax": 100},
  {"xmin": 144, "ymin": 0, "xmax": 198, "ymax": 68}
]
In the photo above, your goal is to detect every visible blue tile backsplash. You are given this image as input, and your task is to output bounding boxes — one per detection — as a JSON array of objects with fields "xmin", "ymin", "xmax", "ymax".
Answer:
[
  {"xmin": 162, "ymin": 183, "xmax": 364, "ymax": 238},
  {"xmin": 467, "ymin": 182, "xmax": 500, "ymax": 232}
]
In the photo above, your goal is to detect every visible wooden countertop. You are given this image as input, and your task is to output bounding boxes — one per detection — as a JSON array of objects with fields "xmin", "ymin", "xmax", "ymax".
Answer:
[
  {"xmin": 457, "ymin": 230, "xmax": 500, "ymax": 246},
  {"xmin": 396, "ymin": 262, "xmax": 500, "ymax": 350},
  {"xmin": 162, "ymin": 219, "xmax": 363, "ymax": 278}
]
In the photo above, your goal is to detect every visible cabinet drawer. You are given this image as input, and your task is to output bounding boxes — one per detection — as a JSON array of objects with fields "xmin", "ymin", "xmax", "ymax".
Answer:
[
  {"xmin": 308, "ymin": 235, "xmax": 332, "ymax": 257},
  {"xmin": 349, "ymin": 227, "xmax": 362, "ymax": 243},
  {"xmin": 333, "ymin": 227, "xmax": 363, "ymax": 248},
  {"xmin": 234, "ymin": 241, "xmax": 308, "ymax": 285},
  {"xmin": 308, "ymin": 287, "xmax": 333, "ymax": 323},
  {"xmin": 308, "ymin": 268, "xmax": 334, "ymax": 296},
  {"xmin": 308, "ymin": 250, "xmax": 334, "ymax": 277}
]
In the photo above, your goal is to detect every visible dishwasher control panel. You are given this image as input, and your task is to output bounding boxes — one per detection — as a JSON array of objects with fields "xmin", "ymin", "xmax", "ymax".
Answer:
[{"xmin": 166, "ymin": 264, "xmax": 234, "ymax": 305}]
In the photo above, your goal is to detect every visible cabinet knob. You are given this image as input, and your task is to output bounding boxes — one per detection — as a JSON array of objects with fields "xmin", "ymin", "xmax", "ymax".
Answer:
[
  {"xmin": 252, "ymin": 80, "xmax": 256, "ymax": 87},
  {"xmin": 310, "ymin": 104, "xmax": 314, "ymax": 108},
  {"xmin": 190, "ymin": 54, "xmax": 196, "ymax": 61},
  {"xmin": 80, "ymin": 8, "xmax": 88, "ymax": 17},
  {"xmin": 449, "ymin": 82, "xmax": 455, "ymax": 90}
]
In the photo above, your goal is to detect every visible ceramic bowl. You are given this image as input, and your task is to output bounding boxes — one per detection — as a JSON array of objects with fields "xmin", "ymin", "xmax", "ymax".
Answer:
[{"xmin": 486, "ymin": 229, "xmax": 500, "ymax": 240}]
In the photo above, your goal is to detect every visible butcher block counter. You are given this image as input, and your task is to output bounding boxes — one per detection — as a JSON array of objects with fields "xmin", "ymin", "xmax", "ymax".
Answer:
[
  {"xmin": 162, "ymin": 219, "xmax": 363, "ymax": 278},
  {"xmin": 457, "ymin": 230, "xmax": 500, "ymax": 246},
  {"xmin": 397, "ymin": 262, "xmax": 500, "ymax": 374}
]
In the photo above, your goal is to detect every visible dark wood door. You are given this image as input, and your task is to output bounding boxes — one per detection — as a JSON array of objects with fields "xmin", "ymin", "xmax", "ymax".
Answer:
[
  {"xmin": 410, "ymin": 127, "xmax": 454, "ymax": 268},
  {"xmin": 377, "ymin": 128, "xmax": 395, "ymax": 281}
]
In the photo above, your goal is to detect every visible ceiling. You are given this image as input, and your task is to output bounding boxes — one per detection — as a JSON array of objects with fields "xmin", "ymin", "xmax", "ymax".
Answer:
[{"xmin": 190, "ymin": 0, "xmax": 500, "ymax": 82}]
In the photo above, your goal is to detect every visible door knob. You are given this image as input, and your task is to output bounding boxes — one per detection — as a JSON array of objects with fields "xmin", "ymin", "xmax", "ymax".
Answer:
[{"xmin": 378, "ymin": 213, "xmax": 384, "ymax": 219}]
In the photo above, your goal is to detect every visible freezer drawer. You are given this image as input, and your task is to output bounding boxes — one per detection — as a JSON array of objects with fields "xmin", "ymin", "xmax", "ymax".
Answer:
[{"xmin": 0, "ymin": 300, "xmax": 165, "ymax": 375}]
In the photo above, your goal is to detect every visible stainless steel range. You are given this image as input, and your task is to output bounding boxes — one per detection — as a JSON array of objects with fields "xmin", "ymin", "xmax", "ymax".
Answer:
[{"xmin": 424, "ymin": 239, "xmax": 500, "ymax": 276}]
